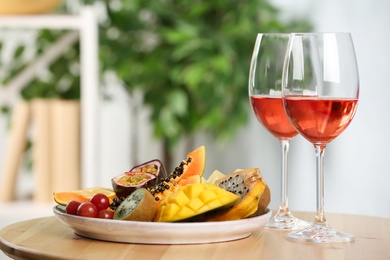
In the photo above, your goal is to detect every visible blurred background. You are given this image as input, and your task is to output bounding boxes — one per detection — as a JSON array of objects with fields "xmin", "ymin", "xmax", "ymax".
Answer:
[{"xmin": 0, "ymin": 0, "xmax": 389, "ymax": 233}]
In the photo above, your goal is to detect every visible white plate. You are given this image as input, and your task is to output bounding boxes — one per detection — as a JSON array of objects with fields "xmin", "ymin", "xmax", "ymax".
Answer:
[{"xmin": 53, "ymin": 206, "xmax": 271, "ymax": 244}]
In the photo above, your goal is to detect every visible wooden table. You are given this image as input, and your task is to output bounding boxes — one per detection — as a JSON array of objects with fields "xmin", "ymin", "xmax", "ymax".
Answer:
[{"xmin": 1, "ymin": 212, "xmax": 389, "ymax": 260}]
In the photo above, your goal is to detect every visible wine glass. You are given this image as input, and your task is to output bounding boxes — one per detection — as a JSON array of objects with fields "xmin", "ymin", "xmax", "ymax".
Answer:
[
  {"xmin": 282, "ymin": 32, "xmax": 359, "ymax": 243},
  {"xmin": 248, "ymin": 33, "xmax": 309, "ymax": 230}
]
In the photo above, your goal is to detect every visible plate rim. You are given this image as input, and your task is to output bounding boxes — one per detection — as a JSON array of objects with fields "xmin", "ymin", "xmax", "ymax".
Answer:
[
  {"xmin": 53, "ymin": 205, "xmax": 270, "ymax": 227},
  {"xmin": 53, "ymin": 205, "xmax": 271, "ymax": 244}
]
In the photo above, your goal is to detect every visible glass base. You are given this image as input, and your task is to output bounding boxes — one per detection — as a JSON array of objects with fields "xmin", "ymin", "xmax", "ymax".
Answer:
[
  {"xmin": 265, "ymin": 211, "xmax": 310, "ymax": 230},
  {"xmin": 285, "ymin": 223, "xmax": 355, "ymax": 243}
]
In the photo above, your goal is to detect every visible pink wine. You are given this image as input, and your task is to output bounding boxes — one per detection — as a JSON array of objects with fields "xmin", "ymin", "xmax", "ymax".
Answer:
[
  {"xmin": 250, "ymin": 96, "xmax": 298, "ymax": 139},
  {"xmin": 283, "ymin": 97, "xmax": 358, "ymax": 144}
]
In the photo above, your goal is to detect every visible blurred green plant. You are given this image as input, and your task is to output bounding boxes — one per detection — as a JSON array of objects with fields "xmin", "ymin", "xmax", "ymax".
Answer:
[
  {"xmin": 100, "ymin": 0, "xmax": 311, "ymax": 166},
  {"xmin": 0, "ymin": 0, "xmax": 312, "ymax": 168}
]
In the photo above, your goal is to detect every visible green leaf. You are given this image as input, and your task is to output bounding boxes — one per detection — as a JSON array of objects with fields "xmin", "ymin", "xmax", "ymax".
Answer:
[
  {"xmin": 166, "ymin": 89, "xmax": 188, "ymax": 116},
  {"xmin": 158, "ymin": 107, "xmax": 181, "ymax": 139},
  {"xmin": 182, "ymin": 64, "xmax": 205, "ymax": 90},
  {"xmin": 1, "ymin": 0, "xmax": 313, "ymax": 153}
]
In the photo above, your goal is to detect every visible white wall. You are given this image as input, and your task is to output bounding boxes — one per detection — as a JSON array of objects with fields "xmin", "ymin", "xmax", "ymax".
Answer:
[
  {"xmin": 98, "ymin": 0, "xmax": 390, "ymax": 219},
  {"xmin": 270, "ymin": 0, "xmax": 390, "ymax": 218},
  {"xmin": 1, "ymin": 0, "xmax": 389, "ymax": 219}
]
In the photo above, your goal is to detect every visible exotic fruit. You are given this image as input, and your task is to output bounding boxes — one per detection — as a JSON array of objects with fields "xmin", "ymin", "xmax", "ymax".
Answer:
[
  {"xmin": 111, "ymin": 159, "xmax": 168, "ymax": 198},
  {"xmin": 154, "ymin": 183, "xmax": 240, "ymax": 222},
  {"xmin": 208, "ymin": 168, "xmax": 271, "ymax": 221},
  {"xmin": 113, "ymin": 188, "xmax": 157, "ymax": 221},
  {"xmin": 148, "ymin": 146, "xmax": 206, "ymax": 203},
  {"xmin": 53, "ymin": 187, "xmax": 116, "ymax": 206}
]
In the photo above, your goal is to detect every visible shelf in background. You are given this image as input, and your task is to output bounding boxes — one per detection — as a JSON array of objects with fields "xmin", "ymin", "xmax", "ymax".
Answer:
[
  {"xmin": 0, "ymin": 14, "xmax": 81, "ymax": 29},
  {"xmin": 0, "ymin": 7, "xmax": 99, "ymax": 189}
]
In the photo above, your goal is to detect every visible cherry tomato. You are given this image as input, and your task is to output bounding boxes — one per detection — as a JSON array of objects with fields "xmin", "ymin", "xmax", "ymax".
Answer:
[
  {"xmin": 90, "ymin": 193, "xmax": 110, "ymax": 212},
  {"xmin": 66, "ymin": 200, "xmax": 81, "ymax": 215},
  {"xmin": 77, "ymin": 202, "xmax": 98, "ymax": 218},
  {"xmin": 97, "ymin": 209, "xmax": 114, "ymax": 219}
]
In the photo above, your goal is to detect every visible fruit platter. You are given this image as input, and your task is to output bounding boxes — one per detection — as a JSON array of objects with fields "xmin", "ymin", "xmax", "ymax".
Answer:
[{"xmin": 52, "ymin": 146, "xmax": 272, "ymax": 244}]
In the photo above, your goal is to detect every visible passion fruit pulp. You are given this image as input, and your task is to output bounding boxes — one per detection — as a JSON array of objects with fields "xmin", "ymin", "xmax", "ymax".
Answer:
[{"xmin": 111, "ymin": 159, "xmax": 167, "ymax": 198}]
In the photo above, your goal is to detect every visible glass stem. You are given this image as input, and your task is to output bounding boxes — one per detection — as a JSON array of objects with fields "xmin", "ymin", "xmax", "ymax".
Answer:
[
  {"xmin": 314, "ymin": 145, "xmax": 327, "ymax": 225},
  {"xmin": 279, "ymin": 139, "xmax": 290, "ymax": 214}
]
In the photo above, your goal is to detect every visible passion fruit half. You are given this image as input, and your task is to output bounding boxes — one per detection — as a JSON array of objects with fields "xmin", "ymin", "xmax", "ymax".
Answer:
[{"xmin": 111, "ymin": 159, "xmax": 167, "ymax": 198}]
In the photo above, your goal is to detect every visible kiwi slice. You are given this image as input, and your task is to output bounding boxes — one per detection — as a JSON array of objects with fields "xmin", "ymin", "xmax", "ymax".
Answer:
[{"xmin": 113, "ymin": 188, "xmax": 157, "ymax": 221}]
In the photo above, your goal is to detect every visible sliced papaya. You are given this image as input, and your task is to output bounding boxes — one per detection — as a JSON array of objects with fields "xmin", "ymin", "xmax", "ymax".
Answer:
[
  {"xmin": 178, "ymin": 145, "xmax": 206, "ymax": 184},
  {"xmin": 147, "ymin": 145, "xmax": 206, "ymax": 203},
  {"xmin": 178, "ymin": 175, "xmax": 201, "ymax": 186},
  {"xmin": 53, "ymin": 187, "xmax": 116, "ymax": 206}
]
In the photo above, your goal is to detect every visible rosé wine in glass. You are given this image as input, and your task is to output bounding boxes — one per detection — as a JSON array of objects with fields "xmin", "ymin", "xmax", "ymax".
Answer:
[
  {"xmin": 282, "ymin": 33, "xmax": 359, "ymax": 243},
  {"xmin": 250, "ymin": 96, "xmax": 298, "ymax": 140},
  {"xmin": 248, "ymin": 33, "xmax": 309, "ymax": 230},
  {"xmin": 283, "ymin": 97, "xmax": 358, "ymax": 144}
]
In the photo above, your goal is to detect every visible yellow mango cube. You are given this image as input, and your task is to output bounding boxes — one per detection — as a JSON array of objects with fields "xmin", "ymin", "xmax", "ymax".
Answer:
[
  {"xmin": 169, "ymin": 190, "xmax": 190, "ymax": 207},
  {"xmin": 155, "ymin": 183, "xmax": 240, "ymax": 222},
  {"xmin": 158, "ymin": 203, "xmax": 180, "ymax": 221},
  {"xmin": 186, "ymin": 197, "xmax": 204, "ymax": 212},
  {"xmin": 176, "ymin": 207, "xmax": 195, "ymax": 219},
  {"xmin": 183, "ymin": 183, "xmax": 204, "ymax": 198},
  {"xmin": 198, "ymin": 190, "xmax": 218, "ymax": 204}
]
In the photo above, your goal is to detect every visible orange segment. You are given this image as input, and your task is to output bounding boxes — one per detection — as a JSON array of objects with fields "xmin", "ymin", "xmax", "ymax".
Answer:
[
  {"xmin": 53, "ymin": 193, "xmax": 89, "ymax": 205},
  {"xmin": 53, "ymin": 187, "xmax": 116, "ymax": 206}
]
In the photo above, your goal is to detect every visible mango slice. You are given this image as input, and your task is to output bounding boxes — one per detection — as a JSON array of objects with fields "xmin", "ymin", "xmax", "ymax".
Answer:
[
  {"xmin": 154, "ymin": 183, "xmax": 240, "ymax": 222},
  {"xmin": 207, "ymin": 168, "xmax": 271, "ymax": 221}
]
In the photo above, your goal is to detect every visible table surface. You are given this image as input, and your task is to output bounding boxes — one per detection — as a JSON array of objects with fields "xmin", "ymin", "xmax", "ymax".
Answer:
[{"xmin": 0, "ymin": 211, "xmax": 389, "ymax": 260}]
